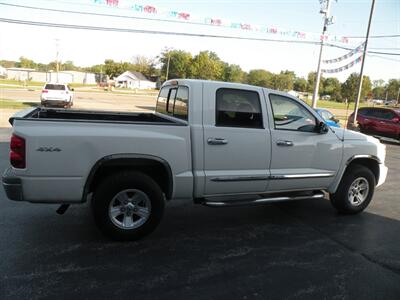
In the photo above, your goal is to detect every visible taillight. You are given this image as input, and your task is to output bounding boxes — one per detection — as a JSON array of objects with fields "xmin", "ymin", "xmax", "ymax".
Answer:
[
  {"xmin": 42, "ymin": 89, "xmax": 48, "ymax": 93},
  {"xmin": 10, "ymin": 134, "xmax": 26, "ymax": 168}
]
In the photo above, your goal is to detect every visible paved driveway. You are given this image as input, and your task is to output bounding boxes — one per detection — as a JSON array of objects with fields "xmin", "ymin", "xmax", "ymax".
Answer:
[{"xmin": 0, "ymin": 132, "xmax": 399, "ymax": 299}]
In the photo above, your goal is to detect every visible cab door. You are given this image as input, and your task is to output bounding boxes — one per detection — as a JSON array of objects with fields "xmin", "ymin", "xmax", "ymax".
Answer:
[
  {"xmin": 374, "ymin": 109, "xmax": 398, "ymax": 139},
  {"xmin": 202, "ymin": 83, "xmax": 271, "ymax": 196},
  {"xmin": 265, "ymin": 93, "xmax": 342, "ymax": 192}
]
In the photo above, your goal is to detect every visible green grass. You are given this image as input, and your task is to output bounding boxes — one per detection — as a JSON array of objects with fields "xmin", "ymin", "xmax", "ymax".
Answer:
[
  {"xmin": 302, "ymin": 99, "xmax": 370, "ymax": 110},
  {"xmin": 69, "ymin": 83, "xmax": 98, "ymax": 88},
  {"xmin": 0, "ymin": 85, "xmax": 28, "ymax": 89},
  {"xmin": 0, "ymin": 79, "xmax": 44, "ymax": 86},
  {"xmin": 0, "ymin": 99, "xmax": 38, "ymax": 109}
]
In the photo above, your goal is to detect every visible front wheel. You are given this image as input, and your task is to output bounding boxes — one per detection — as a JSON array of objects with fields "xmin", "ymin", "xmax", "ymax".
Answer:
[
  {"xmin": 330, "ymin": 165, "xmax": 375, "ymax": 214},
  {"xmin": 92, "ymin": 171, "xmax": 165, "ymax": 241}
]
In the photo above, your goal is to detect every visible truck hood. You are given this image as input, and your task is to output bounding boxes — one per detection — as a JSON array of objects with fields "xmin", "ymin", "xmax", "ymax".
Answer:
[{"xmin": 332, "ymin": 128, "xmax": 380, "ymax": 143}]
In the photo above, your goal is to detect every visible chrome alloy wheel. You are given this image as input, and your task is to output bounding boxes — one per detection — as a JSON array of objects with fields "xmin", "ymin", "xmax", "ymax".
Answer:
[
  {"xmin": 108, "ymin": 189, "xmax": 152, "ymax": 230},
  {"xmin": 348, "ymin": 177, "xmax": 370, "ymax": 206}
]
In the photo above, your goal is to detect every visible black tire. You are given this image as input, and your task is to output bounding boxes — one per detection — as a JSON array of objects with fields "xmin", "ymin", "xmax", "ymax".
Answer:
[
  {"xmin": 330, "ymin": 164, "xmax": 375, "ymax": 214},
  {"xmin": 92, "ymin": 171, "xmax": 165, "ymax": 241},
  {"xmin": 358, "ymin": 125, "xmax": 364, "ymax": 133}
]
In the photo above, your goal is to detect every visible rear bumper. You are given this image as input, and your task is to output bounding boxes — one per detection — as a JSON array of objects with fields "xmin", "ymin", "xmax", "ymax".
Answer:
[
  {"xmin": 41, "ymin": 100, "xmax": 70, "ymax": 107},
  {"xmin": 2, "ymin": 167, "xmax": 23, "ymax": 201}
]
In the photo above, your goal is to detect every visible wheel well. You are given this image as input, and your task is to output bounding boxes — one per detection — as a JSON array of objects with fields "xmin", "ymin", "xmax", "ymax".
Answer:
[
  {"xmin": 346, "ymin": 158, "xmax": 380, "ymax": 184},
  {"xmin": 85, "ymin": 157, "xmax": 173, "ymax": 201}
]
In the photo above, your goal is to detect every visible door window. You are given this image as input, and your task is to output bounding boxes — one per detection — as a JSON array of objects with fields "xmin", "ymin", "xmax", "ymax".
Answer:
[
  {"xmin": 269, "ymin": 94, "xmax": 316, "ymax": 131},
  {"xmin": 216, "ymin": 88, "xmax": 263, "ymax": 128}
]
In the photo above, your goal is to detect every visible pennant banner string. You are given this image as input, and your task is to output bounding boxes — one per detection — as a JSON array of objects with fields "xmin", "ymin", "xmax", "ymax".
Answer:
[
  {"xmin": 323, "ymin": 42, "xmax": 365, "ymax": 64},
  {"xmin": 322, "ymin": 56, "xmax": 363, "ymax": 74},
  {"xmin": 93, "ymin": 0, "xmax": 349, "ymax": 44}
]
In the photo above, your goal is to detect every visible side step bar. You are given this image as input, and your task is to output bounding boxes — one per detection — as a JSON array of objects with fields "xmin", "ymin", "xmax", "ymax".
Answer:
[{"xmin": 202, "ymin": 191, "xmax": 325, "ymax": 207}]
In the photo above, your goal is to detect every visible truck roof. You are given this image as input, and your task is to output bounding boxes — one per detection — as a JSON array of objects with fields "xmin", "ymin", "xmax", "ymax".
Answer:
[{"xmin": 162, "ymin": 79, "xmax": 297, "ymax": 99}]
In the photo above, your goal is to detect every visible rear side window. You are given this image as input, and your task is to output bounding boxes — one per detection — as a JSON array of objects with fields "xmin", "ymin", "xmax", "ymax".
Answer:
[
  {"xmin": 216, "ymin": 88, "xmax": 263, "ymax": 128},
  {"xmin": 44, "ymin": 84, "xmax": 65, "ymax": 90},
  {"xmin": 156, "ymin": 85, "xmax": 189, "ymax": 121},
  {"xmin": 358, "ymin": 108, "xmax": 370, "ymax": 116},
  {"xmin": 375, "ymin": 110, "xmax": 395, "ymax": 120},
  {"xmin": 173, "ymin": 87, "xmax": 189, "ymax": 120},
  {"xmin": 320, "ymin": 110, "xmax": 333, "ymax": 121}
]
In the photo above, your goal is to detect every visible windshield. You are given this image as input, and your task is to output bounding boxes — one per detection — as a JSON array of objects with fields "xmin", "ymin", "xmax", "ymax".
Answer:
[{"xmin": 44, "ymin": 84, "xmax": 66, "ymax": 90}]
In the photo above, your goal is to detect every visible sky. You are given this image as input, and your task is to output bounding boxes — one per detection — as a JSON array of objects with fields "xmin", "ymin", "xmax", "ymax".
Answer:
[{"xmin": 0, "ymin": 0, "xmax": 399, "ymax": 82}]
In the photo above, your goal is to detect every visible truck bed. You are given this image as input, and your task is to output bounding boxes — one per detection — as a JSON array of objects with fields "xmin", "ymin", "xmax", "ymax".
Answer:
[{"xmin": 10, "ymin": 108, "xmax": 180, "ymax": 125}]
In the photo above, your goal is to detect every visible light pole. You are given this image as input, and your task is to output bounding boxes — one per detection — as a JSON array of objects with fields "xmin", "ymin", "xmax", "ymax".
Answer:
[
  {"xmin": 163, "ymin": 47, "xmax": 173, "ymax": 81},
  {"xmin": 352, "ymin": 0, "xmax": 375, "ymax": 126},
  {"xmin": 311, "ymin": 0, "xmax": 334, "ymax": 108},
  {"xmin": 55, "ymin": 38, "xmax": 60, "ymax": 83},
  {"xmin": 166, "ymin": 53, "xmax": 171, "ymax": 81}
]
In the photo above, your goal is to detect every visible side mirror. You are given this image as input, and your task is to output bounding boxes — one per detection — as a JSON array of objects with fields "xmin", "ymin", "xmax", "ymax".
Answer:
[
  {"xmin": 392, "ymin": 117, "xmax": 400, "ymax": 123},
  {"xmin": 317, "ymin": 121, "xmax": 329, "ymax": 134}
]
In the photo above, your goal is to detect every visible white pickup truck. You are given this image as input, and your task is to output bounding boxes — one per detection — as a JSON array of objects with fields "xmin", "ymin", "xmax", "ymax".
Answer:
[{"xmin": 2, "ymin": 79, "xmax": 388, "ymax": 241}]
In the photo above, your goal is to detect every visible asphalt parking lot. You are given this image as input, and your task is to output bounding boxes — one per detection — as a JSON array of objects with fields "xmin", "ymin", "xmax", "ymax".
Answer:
[{"xmin": 0, "ymin": 131, "xmax": 399, "ymax": 299}]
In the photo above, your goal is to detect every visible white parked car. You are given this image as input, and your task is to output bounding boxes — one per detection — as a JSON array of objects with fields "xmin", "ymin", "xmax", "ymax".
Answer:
[
  {"xmin": 41, "ymin": 83, "xmax": 74, "ymax": 108},
  {"xmin": 3, "ymin": 79, "xmax": 388, "ymax": 241},
  {"xmin": 372, "ymin": 99, "xmax": 384, "ymax": 105}
]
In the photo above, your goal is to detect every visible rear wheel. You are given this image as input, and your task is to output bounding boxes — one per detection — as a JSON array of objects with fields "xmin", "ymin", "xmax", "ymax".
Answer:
[
  {"xmin": 92, "ymin": 171, "xmax": 165, "ymax": 241},
  {"xmin": 330, "ymin": 165, "xmax": 375, "ymax": 214}
]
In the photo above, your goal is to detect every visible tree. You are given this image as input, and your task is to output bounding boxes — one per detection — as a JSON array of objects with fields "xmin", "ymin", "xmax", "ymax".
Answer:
[
  {"xmin": 372, "ymin": 86, "xmax": 385, "ymax": 100},
  {"xmin": 272, "ymin": 70, "xmax": 295, "ymax": 91},
  {"xmin": 86, "ymin": 64, "xmax": 104, "ymax": 74},
  {"xmin": 323, "ymin": 77, "xmax": 342, "ymax": 101},
  {"xmin": 62, "ymin": 60, "xmax": 77, "ymax": 71},
  {"xmin": 386, "ymin": 79, "xmax": 400, "ymax": 100},
  {"xmin": 0, "ymin": 60, "xmax": 16, "ymax": 68},
  {"xmin": 17, "ymin": 57, "xmax": 36, "ymax": 69},
  {"xmin": 103, "ymin": 59, "xmax": 128, "ymax": 78},
  {"xmin": 190, "ymin": 51, "xmax": 224, "ymax": 80},
  {"xmin": 307, "ymin": 71, "xmax": 324, "ymax": 95},
  {"xmin": 372, "ymin": 79, "xmax": 385, "ymax": 88},
  {"xmin": 341, "ymin": 73, "xmax": 372, "ymax": 102},
  {"xmin": 293, "ymin": 77, "xmax": 307, "ymax": 92},
  {"xmin": 159, "ymin": 49, "xmax": 192, "ymax": 80},
  {"xmin": 132, "ymin": 55, "xmax": 156, "ymax": 78},
  {"xmin": 223, "ymin": 63, "xmax": 245, "ymax": 83},
  {"xmin": 246, "ymin": 69, "xmax": 273, "ymax": 87}
]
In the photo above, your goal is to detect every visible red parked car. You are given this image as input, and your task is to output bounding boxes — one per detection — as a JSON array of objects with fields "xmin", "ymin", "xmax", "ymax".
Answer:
[{"xmin": 348, "ymin": 107, "xmax": 400, "ymax": 140}]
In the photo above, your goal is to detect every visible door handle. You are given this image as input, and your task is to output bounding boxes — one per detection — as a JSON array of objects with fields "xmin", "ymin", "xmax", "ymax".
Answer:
[
  {"xmin": 276, "ymin": 140, "xmax": 293, "ymax": 147},
  {"xmin": 207, "ymin": 137, "xmax": 228, "ymax": 145}
]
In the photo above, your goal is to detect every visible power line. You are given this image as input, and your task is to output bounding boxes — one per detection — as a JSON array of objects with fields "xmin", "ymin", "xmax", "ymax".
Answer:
[
  {"xmin": 1, "ymin": 16, "xmax": 399, "ymax": 57},
  {"xmin": 0, "ymin": 2, "xmax": 334, "ymax": 38},
  {"xmin": 346, "ymin": 34, "xmax": 400, "ymax": 38},
  {"xmin": 0, "ymin": 17, "xmax": 324, "ymax": 45},
  {"xmin": 367, "ymin": 54, "xmax": 400, "ymax": 62},
  {"xmin": 369, "ymin": 47, "xmax": 400, "ymax": 50},
  {"xmin": 0, "ymin": 2, "xmax": 213, "ymax": 29},
  {"xmin": 325, "ymin": 43, "xmax": 400, "ymax": 56}
]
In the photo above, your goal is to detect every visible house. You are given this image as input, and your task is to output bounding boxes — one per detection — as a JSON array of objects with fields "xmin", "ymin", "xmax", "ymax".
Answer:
[
  {"xmin": 5, "ymin": 67, "xmax": 36, "ymax": 81},
  {"xmin": 0, "ymin": 65, "xmax": 6, "ymax": 78},
  {"xmin": 5, "ymin": 68, "xmax": 98, "ymax": 84},
  {"xmin": 114, "ymin": 71, "xmax": 156, "ymax": 89}
]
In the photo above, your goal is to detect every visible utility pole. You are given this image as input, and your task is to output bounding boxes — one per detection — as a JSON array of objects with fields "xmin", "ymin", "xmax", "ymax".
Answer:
[
  {"xmin": 353, "ymin": 0, "xmax": 375, "ymax": 126},
  {"xmin": 166, "ymin": 52, "xmax": 171, "ymax": 81},
  {"xmin": 55, "ymin": 38, "xmax": 60, "ymax": 83},
  {"xmin": 311, "ymin": 0, "xmax": 334, "ymax": 108}
]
